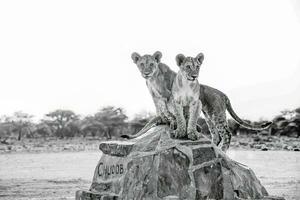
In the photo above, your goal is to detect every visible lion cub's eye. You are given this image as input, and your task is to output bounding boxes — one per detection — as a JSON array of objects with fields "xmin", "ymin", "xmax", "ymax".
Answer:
[
  {"xmin": 149, "ymin": 63, "xmax": 154, "ymax": 67},
  {"xmin": 186, "ymin": 65, "xmax": 191, "ymax": 69},
  {"xmin": 140, "ymin": 63, "xmax": 145, "ymax": 67}
]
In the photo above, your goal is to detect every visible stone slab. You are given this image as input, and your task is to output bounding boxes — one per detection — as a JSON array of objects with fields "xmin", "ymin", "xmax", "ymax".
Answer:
[{"xmin": 75, "ymin": 190, "xmax": 119, "ymax": 200}]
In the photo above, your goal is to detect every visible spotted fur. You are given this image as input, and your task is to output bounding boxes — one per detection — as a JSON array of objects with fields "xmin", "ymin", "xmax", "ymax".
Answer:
[
  {"xmin": 199, "ymin": 84, "xmax": 272, "ymax": 151},
  {"xmin": 172, "ymin": 53, "xmax": 272, "ymax": 151},
  {"xmin": 170, "ymin": 53, "xmax": 204, "ymax": 140}
]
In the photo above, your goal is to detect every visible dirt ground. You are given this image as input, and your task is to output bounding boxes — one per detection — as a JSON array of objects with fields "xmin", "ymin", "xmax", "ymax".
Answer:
[
  {"xmin": 1, "ymin": 135, "xmax": 299, "ymax": 154},
  {"xmin": 0, "ymin": 150, "xmax": 299, "ymax": 200}
]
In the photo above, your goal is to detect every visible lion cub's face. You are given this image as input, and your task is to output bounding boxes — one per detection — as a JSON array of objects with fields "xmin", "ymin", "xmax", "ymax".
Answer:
[
  {"xmin": 176, "ymin": 53, "xmax": 204, "ymax": 81},
  {"xmin": 131, "ymin": 51, "xmax": 162, "ymax": 79}
]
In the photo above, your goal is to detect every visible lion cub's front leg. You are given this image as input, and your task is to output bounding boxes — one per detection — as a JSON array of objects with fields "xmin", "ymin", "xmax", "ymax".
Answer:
[
  {"xmin": 173, "ymin": 100, "xmax": 186, "ymax": 138},
  {"xmin": 187, "ymin": 100, "xmax": 202, "ymax": 140}
]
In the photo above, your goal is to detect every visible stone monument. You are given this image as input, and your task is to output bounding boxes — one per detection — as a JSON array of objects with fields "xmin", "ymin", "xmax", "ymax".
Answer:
[{"xmin": 75, "ymin": 125, "xmax": 285, "ymax": 200}]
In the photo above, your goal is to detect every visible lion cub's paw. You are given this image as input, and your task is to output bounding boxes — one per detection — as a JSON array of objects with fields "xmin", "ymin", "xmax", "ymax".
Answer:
[
  {"xmin": 173, "ymin": 128, "xmax": 186, "ymax": 139},
  {"xmin": 187, "ymin": 129, "xmax": 201, "ymax": 141}
]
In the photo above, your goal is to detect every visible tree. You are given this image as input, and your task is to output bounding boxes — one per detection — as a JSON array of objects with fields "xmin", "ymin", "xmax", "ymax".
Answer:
[
  {"xmin": 45, "ymin": 109, "xmax": 78, "ymax": 138},
  {"xmin": 128, "ymin": 111, "xmax": 154, "ymax": 135},
  {"xmin": 290, "ymin": 108, "xmax": 300, "ymax": 137},
  {"xmin": 5, "ymin": 111, "xmax": 34, "ymax": 140},
  {"xmin": 0, "ymin": 121, "xmax": 14, "ymax": 144},
  {"xmin": 295, "ymin": 107, "xmax": 300, "ymax": 115},
  {"xmin": 93, "ymin": 106, "xmax": 128, "ymax": 139},
  {"xmin": 80, "ymin": 116, "xmax": 105, "ymax": 137},
  {"xmin": 280, "ymin": 109, "xmax": 295, "ymax": 119},
  {"xmin": 64, "ymin": 120, "xmax": 82, "ymax": 137},
  {"xmin": 34, "ymin": 121, "xmax": 54, "ymax": 138}
]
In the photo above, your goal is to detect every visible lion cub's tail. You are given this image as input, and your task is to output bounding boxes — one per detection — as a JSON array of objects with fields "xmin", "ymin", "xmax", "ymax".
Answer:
[
  {"xmin": 121, "ymin": 116, "xmax": 162, "ymax": 139},
  {"xmin": 225, "ymin": 97, "xmax": 272, "ymax": 130}
]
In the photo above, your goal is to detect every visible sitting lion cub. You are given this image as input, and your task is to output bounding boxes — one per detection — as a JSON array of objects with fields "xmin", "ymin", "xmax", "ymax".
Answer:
[
  {"xmin": 130, "ymin": 51, "xmax": 176, "ymax": 133},
  {"xmin": 171, "ymin": 53, "xmax": 204, "ymax": 140}
]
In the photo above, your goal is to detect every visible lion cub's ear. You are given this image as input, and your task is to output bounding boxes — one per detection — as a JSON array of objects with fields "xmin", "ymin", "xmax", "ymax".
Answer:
[
  {"xmin": 131, "ymin": 52, "xmax": 141, "ymax": 64},
  {"xmin": 176, "ymin": 54, "xmax": 185, "ymax": 67},
  {"xmin": 196, "ymin": 53, "xmax": 204, "ymax": 64},
  {"xmin": 153, "ymin": 51, "xmax": 162, "ymax": 63}
]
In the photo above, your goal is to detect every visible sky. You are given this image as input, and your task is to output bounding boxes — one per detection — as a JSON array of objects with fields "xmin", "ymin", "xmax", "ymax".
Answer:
[{"xmin": 0, "ymin": 0, "xmax": 299, "ymax": 121}]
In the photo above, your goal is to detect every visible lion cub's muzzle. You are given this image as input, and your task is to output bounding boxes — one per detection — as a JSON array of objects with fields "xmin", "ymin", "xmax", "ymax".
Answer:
[
  {"xmin": 143, "ymin": 71, "xmax": 153, "ymax": 79},
  {"xmin": 187, "ymin": 74, "xmax": 198, "ymax": 81}
]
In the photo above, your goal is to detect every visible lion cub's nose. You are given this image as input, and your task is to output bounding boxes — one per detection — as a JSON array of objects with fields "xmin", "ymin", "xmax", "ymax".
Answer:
[{"xmin": 191, "ymin": 75, "xmax": 198, "ymax": 79}]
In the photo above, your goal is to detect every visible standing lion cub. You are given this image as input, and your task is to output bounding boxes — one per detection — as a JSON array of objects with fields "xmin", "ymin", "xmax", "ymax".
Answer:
[
  {"xmin": 171, "ymin": 53, "xmax": 272, "ymax": 151},
  {"xmin": 171, "ymin": 53, "xmax": 204, "ymax": 140}
]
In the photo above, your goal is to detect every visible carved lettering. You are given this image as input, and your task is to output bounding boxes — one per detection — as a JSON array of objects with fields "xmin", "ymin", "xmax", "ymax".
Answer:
[
  {"xmin": 105, "ymin": 165, "xmax": 110, "ymax": 175},
  {"xmin": 120, "ymin": 164, "xmax": 124, "ymax": 174},
  {"xmin": 98, "ymin": 162, "xmax": 103, "ymax": 176},
  {"xmin": 116, "ymin": 165, "xmax": 119, "ymax": 174},
  {"xmin": 110, "ymin": 165, "xmax": 114, "ymax": 175},
  {"xmin": 97, "ymin": 162, "xmax": 125, "ymax": 177}
]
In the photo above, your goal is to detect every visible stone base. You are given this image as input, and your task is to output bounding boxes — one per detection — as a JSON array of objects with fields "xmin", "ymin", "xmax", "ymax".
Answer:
[
  {"xmin": 76, "ymin": 125, "xmax": 285, "ymax": 200},
  {"xmin": 76, "ymin": 190, "xmax": 285, "ymax": 200}
]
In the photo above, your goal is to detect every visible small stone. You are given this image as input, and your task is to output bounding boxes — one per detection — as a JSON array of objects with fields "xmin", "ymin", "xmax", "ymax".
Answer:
[
  {"xmin": 239, "ymin": 141, "xmax": 248, "ymax": 146},
  {"xmin": 261, "ymin": 145, "xmax": 268, "ymax": 151},
  {"xmin": 253, "ymin": 136, "xmax": 261, "ymax": 142},
  {"xmin": 0, "ymin": 146, "xmax": 7, "ymax": 151},
  {"xmin": 287, "ymin": 146, "xmax": 293, "ymax": 151},
  {"xmin": 254, "ymin": 144, "xmax": 262, "ymax": 149}
]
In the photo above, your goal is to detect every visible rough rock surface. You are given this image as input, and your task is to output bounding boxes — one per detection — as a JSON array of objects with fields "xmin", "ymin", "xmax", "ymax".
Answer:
[{"xmin": 76, "ymin": 125, "xmax": 285, "ymax": 200}]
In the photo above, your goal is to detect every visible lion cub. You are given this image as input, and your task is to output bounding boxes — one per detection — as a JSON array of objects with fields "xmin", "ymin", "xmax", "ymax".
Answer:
[
  {"xmin": 172, "ymin": 53, "xmax": 272, "ymax": 151},
  {"xmin": 131, "ymin": 51, "xmax": 176, "ymax": 128},
  {"xmin": 171, "ymin": 53, "xmax": 204, "ymax": 140}
]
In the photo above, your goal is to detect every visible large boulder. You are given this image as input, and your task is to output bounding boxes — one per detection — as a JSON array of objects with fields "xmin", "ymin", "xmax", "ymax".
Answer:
[{"xmin": 76, "ymin": 125, "xmax": 284, "ymax": 200}]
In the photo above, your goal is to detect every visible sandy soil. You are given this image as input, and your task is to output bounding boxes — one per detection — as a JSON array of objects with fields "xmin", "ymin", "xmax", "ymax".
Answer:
[{"xmin": 0, "ymin": 150, "xmax": 299, "ymax": 200}]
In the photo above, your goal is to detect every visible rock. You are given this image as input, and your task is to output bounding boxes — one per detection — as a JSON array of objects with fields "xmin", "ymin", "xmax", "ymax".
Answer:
[
  {"xmin": 287, "ymin": 146, "xmax": 293, "ymax": 151},
  {"xmin": 260, "ymin": 131, "xmax": 269, "ymax": 136},
  {"xmin": 76, "ymin": 190, "xmax": 118, "ymax": 200},
  {"xmin": 261, "ymin": 146, "xmax": 269, "ymax": 151},
  {"xmin": 253, "ymin": 144, "xmax": 262, "ymax": 149},
  {"xmin": 76, "ymin": 125, "xmax": 285, "ymax": 200},
  {"xmin": 253, "ymin": 136, "xmax": 261, "ymax": 142},
  {"xmin": 238, "ymin": 141, "xmax": 248, "ymax": 146},
  {"xmin": 262, "ymin": 137, "xmax": 272, "ymax": 142}
]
